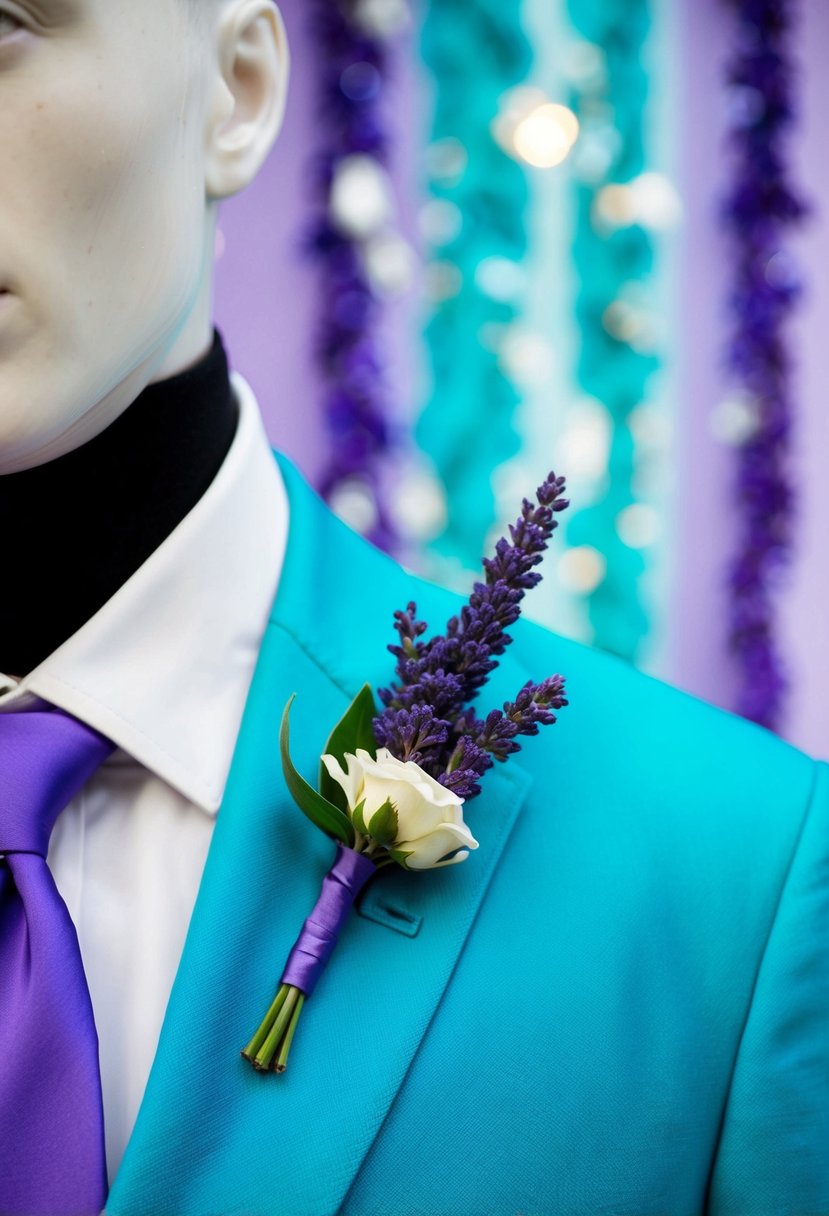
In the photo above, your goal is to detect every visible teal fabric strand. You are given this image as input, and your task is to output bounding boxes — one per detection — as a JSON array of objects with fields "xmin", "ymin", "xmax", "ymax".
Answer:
[
  {"xmin": 418, "ymin": 0, "xmax": 533, "ymax": 571},
  {"xmin": 565, "ymin": 0, "xmax": 657, "ymax": 662}
]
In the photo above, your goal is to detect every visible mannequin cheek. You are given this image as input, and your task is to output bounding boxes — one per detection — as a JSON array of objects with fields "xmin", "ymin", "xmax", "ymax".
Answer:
[{"xmin": 41, "ymin": 125, "xmax": 207, "ymax": 364}]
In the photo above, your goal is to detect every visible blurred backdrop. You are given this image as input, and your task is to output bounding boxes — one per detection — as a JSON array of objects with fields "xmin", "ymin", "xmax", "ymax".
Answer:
[{"xmin": 214, "ymin": 0, "xmax": 829, "ymax": 761}]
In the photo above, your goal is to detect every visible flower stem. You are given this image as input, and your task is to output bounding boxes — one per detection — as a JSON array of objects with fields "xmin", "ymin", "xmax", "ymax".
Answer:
[
  {"xmin": 275, "ymin": 992, "xmax": 305, "ymax": 1073},
  {"xmin": 242, "ymin": 848, "xmax": 377, "ymax": 1076},
  {"xmin": 254, "ymin": 986, "xmax": 300, "ymax": 1071},
  {"xmin": 241, "ymin": 983, "xmax": 290, "ymax": 1065}
]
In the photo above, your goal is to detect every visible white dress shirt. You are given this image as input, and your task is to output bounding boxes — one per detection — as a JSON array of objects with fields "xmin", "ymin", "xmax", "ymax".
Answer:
[{"xmin": 0, "ymin": 374, "xmax": 288, "ymax": 1183}]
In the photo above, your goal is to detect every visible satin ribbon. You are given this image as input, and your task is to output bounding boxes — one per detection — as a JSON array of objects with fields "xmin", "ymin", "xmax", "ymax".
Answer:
[{"xmin": 281, "ymin": 845, "xmax": 377, "ymax": 997}]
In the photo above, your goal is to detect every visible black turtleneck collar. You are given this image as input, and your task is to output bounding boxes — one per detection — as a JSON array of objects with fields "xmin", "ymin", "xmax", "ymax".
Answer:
[{"xmin": 0, "ymin": 329, "xmax": 238, "ymax": 678}]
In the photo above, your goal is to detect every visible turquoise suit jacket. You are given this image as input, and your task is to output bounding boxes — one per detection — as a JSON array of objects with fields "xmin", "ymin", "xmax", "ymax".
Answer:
[{"xmin": 106, "ymin": 455, "xmax": 829, "ymax": 1216}]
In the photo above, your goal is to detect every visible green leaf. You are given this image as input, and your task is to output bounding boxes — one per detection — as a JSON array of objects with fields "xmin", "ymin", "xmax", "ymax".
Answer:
[
  {"xmin": 319, "ymin": 683, "xmax": 380, "ymax": 811},
  {"xmin": 280, "ymin": 696, "xmax": 355, "ymax": 847},
  {"xmin": 388, "ymin": 846, "xmax": 415, "ymax": 870},
  {"xmin": 366, "ymin": 798, "xmax": 399, "ymax": 847},
  {"xmin": 352, "ymin": 799, "xmax": 368, "ymax": 835}
]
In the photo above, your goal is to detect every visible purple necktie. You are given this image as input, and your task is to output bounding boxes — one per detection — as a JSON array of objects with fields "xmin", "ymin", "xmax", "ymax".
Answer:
[{"xmin": 0, "ymin": 706, "xmax": 115, "ymax": 1216}]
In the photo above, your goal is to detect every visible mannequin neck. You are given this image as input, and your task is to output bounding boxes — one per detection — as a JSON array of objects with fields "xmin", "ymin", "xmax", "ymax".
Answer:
[{"xmin": 0, "ymin": 330, "xmax": 238, "ymax": 678}]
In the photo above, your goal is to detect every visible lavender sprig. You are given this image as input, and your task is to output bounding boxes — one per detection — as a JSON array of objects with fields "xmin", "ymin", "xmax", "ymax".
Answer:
[
  {"xmin": 245, "ymin": 480, "xmax": 570, "ymax": 1078},
  {"xmin": 374, "ymin": 473, "xmax": 570, "ymax": 799}
]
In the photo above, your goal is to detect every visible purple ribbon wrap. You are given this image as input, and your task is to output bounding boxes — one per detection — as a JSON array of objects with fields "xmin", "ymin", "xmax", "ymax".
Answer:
[{"xmin": 280, "ymin": 844, "xmax": 377, "ymax": 998}]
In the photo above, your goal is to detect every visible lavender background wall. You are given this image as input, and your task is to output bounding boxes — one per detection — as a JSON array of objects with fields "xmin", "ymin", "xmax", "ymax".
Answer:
[
  {"xmin": 213, "ymin": 0, "xmax": 326, "ymax": 484},
  {"xmin": 213, "ymin": 0, "xmax": 423, "ymax": 489},
  {"xmin": 214, "ymin": 0, "xmax": 829, "ymax": 761},
  {"xmin": 667, "ymin": 0, "xmax": 740, "ymax": 723}
]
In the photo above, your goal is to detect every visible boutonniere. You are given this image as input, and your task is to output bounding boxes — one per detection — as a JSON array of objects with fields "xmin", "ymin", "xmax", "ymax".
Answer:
[{"xmin": 242, "ymin": 471, "xmax": 570, "ymax": 1073}]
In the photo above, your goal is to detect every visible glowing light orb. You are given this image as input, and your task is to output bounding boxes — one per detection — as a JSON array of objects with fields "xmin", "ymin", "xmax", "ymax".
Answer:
[
  {"xmin": 513, "ymin": 103, "xmax": 580, "ymax": 168},
  {"xmin": 558, "ymin": 546, "xmax": 607, "ymax": 593},
  {"xmin": 616, "ymin": 503, "xmax": 661, "ymax": 549},
  {"xmin": 493, "ymin": 89, "xmax": 579, "ymax": 169}
]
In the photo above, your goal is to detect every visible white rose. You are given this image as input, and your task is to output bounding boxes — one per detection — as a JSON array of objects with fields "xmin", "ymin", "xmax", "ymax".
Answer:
[{"xmin": 321, "ymin": 747, "xmax": 479, "ymax": 869}]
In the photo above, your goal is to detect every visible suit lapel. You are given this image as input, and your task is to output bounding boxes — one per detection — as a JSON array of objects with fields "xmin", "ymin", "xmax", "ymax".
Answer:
[{"xmin": 107, "ymin": 457, "xmax": 532, "ymax": 1216}]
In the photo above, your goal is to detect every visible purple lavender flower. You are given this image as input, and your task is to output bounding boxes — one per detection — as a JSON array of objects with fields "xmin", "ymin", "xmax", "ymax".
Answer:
[{"xmin": 374, "ymin": 473, "xmax": 570, "ymax": 799}]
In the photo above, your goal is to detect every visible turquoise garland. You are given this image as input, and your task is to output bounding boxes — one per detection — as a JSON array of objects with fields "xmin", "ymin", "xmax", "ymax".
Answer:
[
  {"xmin": 417, "ymin": 0, "xmax": 533, "ymax": 572},
  {"xmin": 564, "ymin": 0, "xmax": 657, "ymax": 661}
]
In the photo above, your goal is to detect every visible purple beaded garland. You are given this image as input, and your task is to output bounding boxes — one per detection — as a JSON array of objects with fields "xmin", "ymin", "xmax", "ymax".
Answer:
[
  {"xmin": 302, "ymin": 0, "xmax": 401, "ymax": 554},
  {"xmin": 721, "ymin": 0, "xmax": 809, "ymax": 730}
]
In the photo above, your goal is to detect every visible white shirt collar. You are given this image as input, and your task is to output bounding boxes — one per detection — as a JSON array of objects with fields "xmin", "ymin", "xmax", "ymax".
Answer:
[{"xmin": 0, "ymin": 373, "xmax": 287, "ymax": 814}]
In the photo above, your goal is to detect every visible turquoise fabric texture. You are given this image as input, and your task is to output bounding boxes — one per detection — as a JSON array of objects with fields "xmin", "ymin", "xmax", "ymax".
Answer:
[{"xmin": 106, "ymin": 455, "xmax": 829, "ymax": 1216}]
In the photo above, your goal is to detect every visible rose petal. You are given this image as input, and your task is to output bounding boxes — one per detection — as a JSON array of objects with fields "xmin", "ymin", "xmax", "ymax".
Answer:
[
  {"xmin": 375, "ymin": 749, "xmax": 464, "ymax": 808},
  {"xmin": 399, "ymin": 821, "xmax": 479, "ymax": 870},
  {"xmin": 321, "ymin": 752, "xmax": 364, "ymax": 811}
]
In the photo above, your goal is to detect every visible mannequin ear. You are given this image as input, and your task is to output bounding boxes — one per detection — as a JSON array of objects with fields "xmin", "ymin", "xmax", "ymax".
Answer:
[{"xmin": 205, "ymin": 0, "xmax": 290, "ymax": 199}]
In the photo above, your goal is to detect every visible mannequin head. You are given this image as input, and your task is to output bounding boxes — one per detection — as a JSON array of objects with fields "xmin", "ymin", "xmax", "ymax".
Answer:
[{"xmin": 0, "ymin": 0, "xmax": 289, "ymax": 474}]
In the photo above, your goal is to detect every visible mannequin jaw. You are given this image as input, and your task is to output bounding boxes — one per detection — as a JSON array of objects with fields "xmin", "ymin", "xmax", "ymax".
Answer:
[{"xmin": 0, "ymin": 0, "xmax": 289, "ymax": 475}]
